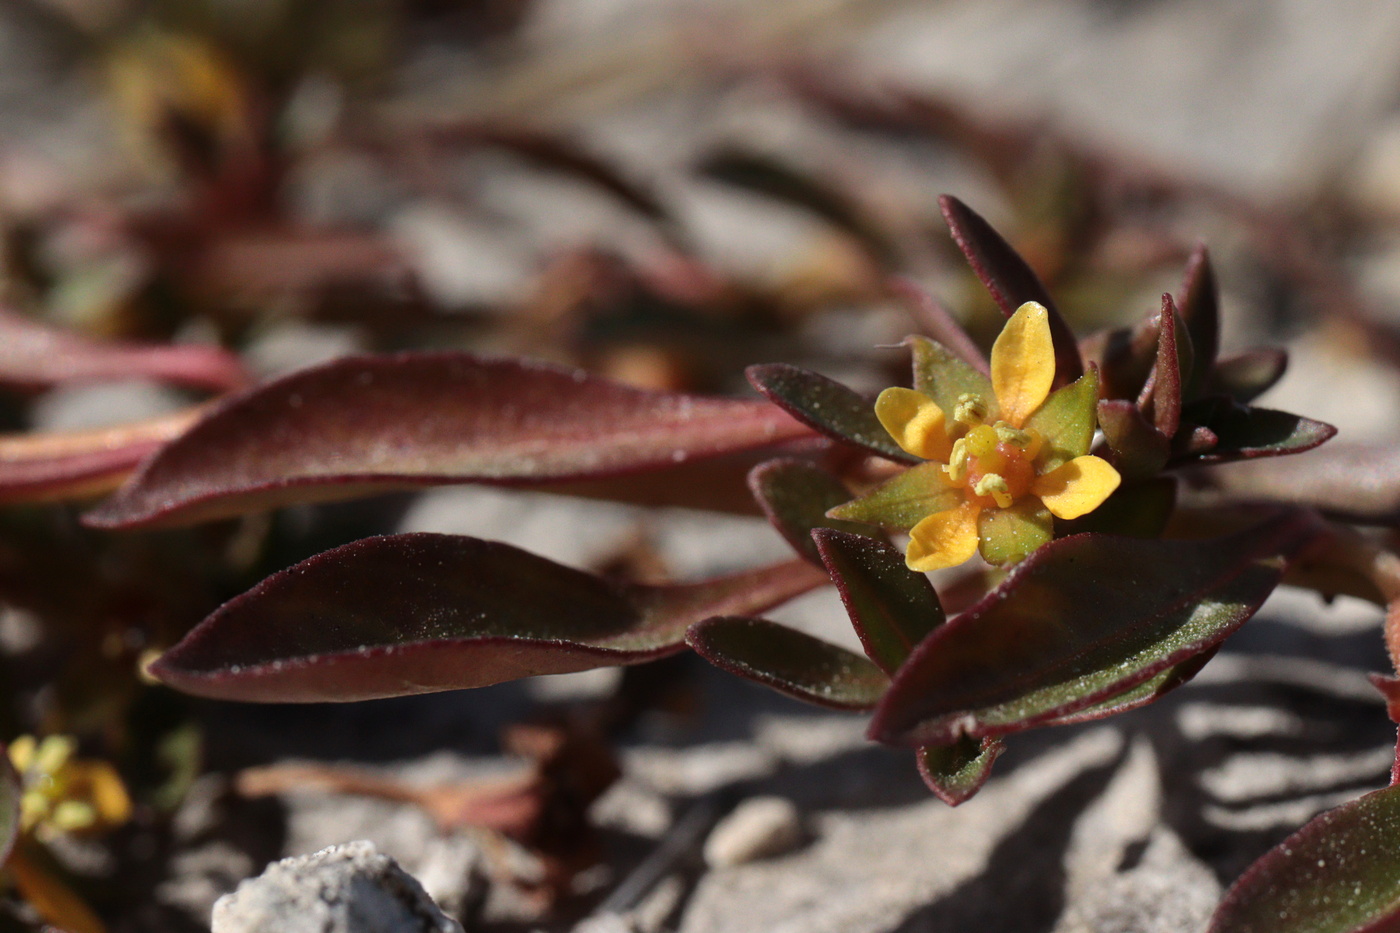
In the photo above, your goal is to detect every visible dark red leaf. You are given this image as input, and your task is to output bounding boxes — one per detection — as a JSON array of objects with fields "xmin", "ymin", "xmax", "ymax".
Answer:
[
  {"xmin": 748, "ymin": 460, "xmax": 876, "ymax": 566},
  {"xmin": 1138, "ymin": 294, "xmax": 1184, "ymax": 438},
  {"xmin": 746, "ymin": 363, "xmax": 916, "ymax": 463},
  {"xmin": 1177, "ymin": 245, "xmax": 1220, "ymax": 399},
  {"xmin": 938, "ymin": 196, "xmax": 1082, "ymax": 386},
  {"xmin": 0, "ymin": 408, "xmax": 204, "ymax": 504},
  {"xmin": 1096, "ymin": 399, "xmax": 1169, "ymax": 478},
  {"xmin": 686, "ymin": 616, "xmax": 888, "ymax": 711},
  {"xmin": 868, "ymin": 510, "xmax": 1325, "ymax": 746},
  {"xmin": 1209, "ymin": 783, "xmax": 1400, "ymax": 933},
  {"xmin": 1210, "ymin": 348, "xmax": 1289, "ymax": 404},
  {"xmin": 1175, "ymin": 398, "xmax": 1336, "ymax": 464},
  {"xmin": 0, "ymin": 306, "xmax": 248, "ymax": 393},
  {"xmin": 1207, "ymin": 444, "xmax": 1400, "ymax": 524},
  {"xmin": 85, "ymin": 353, "xmax": 812, "ymax": 529},
  {"xmin": 812, "ymin": 529, "xmax": 943, "ymax": 676},
  {"xmin": 151, "ymin": 534, "xmax": 827, "ymax": 703}
]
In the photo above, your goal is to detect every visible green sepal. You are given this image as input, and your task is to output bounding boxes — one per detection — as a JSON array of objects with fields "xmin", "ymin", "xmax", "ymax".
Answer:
[
  {"xmin": 827, "ymin": 462, "xmax": 962, "ymax": 531},
  {"xmin": 977, "ymin": 499, "xmax": 1053, "ymax": 566},
  {"xmin": 1024, "ymin": 367, "xmax": 1099, "ymax": 472},
  {"xmin": 907, "ymin": 336, "xmax": 995, "ymax": 421}
]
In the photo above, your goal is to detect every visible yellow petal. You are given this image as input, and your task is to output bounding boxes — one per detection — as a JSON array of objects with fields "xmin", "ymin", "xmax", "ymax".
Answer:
[
  {"xmin": 906, "ymin": 502, "xmax": 981, "ymax": 571},
  {"xmin": 875, "ymin": 387, "xmax": 953, "ymax": 461},
  {"xmin": 990, "ymin": 301, "xmax": 1056, "ymax": 428},
  {"xmin": 1031, "ymin": 455, "xmax": 1122, "ymax": 520}
]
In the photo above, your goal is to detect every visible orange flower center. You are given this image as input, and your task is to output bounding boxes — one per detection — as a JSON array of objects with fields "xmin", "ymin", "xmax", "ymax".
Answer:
[{"xmin": 945, "ymin": 422, "xmax": 1041, "ymax": 509}]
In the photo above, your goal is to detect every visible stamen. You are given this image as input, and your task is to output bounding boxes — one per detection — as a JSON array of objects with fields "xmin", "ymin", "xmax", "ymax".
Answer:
[
  {"xmin": 973, "ymin": 473, "xmax": 1013, "ymax": 508},
  {"xmin": 953, "ymin": 393, "xmax": 988, "ymax": 428},
  {"xmin": 944, "ymin": 438, "xmax": 970, "ymax": 483},
  {"xmin": 994, "ymin": 423, "xmax": 1032, "ymax": 448}
]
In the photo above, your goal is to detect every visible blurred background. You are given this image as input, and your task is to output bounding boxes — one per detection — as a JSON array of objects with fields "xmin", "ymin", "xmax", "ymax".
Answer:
[{"xmin": 5, "ymin": 1, "xmax": 1400, "ymax": 931}]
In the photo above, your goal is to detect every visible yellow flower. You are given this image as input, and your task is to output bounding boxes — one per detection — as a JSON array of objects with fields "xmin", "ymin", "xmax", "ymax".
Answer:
[
  {"xmin": 7, "ymin": 734, "xmax": 131, "ymax": 842},
  {"xmin": 836, "ymin": 302, "xmax": 1120, "ymax": 571}
]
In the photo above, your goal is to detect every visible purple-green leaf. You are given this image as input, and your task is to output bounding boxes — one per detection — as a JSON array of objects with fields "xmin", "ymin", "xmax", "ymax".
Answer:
[
  {"xmin": 1138, "ymin": 294, "xmax": 1185, "ymax": 438},
  {"xmin": 685, "ymin": 616, "xmax": 889, "ymax": 710},
  {"xmin": 1209, "ymin": 783, "xmax": 1400, "ymax": 933},
  {"xmin": 1175, "ymin": 398, "xmax": 1336, "ymax": 464},
  {"xmin": 83, "ymin": 353, "xmax": 812, "ymax": 529},
  {"xmin": 1206, "ymin": 444, "xmax": 1400, "ymax": 523},
  {"xmin": 748, "ymin": 460, "xmax": 876, "ymax": 566},
  {"xmin": 150, "ymin": 534, "xmax": 827, "ymax": 703},
  {"xmin": 747, "ymin": 363, "xmax": 915, "ymax": 463},
  {"xmin": 938, "ymin": 195, "xmax": 1083, "ymax": 386},
  {"xmin": 0, "ymin": 743, "xmax": 17, "ymax": 867},
  {"xmin": 916, "ymin": 738, "xmax": 1003, "ymax": 807},
  {"xmin": 868, "ymin": 510, "xmax": 1325, "ymax": 746},
  {"xmin": 1097, "ymin": 399, "xmax": 1169, "ymax": 478},
  {"xmin": 812, "ymin": 529, "xmax": 943, "ymax": 676}
]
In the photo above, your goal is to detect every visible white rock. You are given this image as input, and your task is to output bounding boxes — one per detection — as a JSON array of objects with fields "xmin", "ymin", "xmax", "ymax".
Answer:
[
  {"xmin": 703, "ymin": 797, "xmax": 804, "ymax": 869},
  {"xmin": 211, "ymin": 841, "xmax": 464, "ymax": 933}
]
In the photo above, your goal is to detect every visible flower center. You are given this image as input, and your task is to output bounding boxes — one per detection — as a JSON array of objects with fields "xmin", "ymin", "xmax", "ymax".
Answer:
[{"xmin": 944, "ymin": 420, "xmax": 1041, "ymax": 509}]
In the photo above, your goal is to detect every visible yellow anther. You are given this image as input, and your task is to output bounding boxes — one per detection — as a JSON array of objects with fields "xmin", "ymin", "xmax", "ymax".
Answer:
[
  {"xmin": 944, "ymin": 438, "xmax": 970, "ymax": 483},
  {"xmin": 32, "ymin": 736, "xmax": 76, "ymax": 777},
  {"xmin": 994, "ymin": 423, "xmax": 1031, "ymax": 448},
  {"xmin": 953, "ymin": 393, "xmax": 988, "ymax": 428},
  {"xmin": 973, "ymin": 473, "xmax": 1013, "ymax": 508}
]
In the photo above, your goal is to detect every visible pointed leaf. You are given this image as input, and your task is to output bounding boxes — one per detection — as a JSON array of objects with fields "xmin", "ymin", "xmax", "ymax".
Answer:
[
  {"xmin": 917, "ymin": 737, "xmax": 1003, "ymax": 807},
  {"xmin": 813, "ymin": 529, "xmax": 944, "ymax": 675},
  {"xmin": 888, "ymin": 278, "xmax": 989, "ymax": 375},
  {"xmin": 0, "ymin": 306, "xmax": 249, "ymax": 392},
  {"xmin": 686, "ymin": 616, "xmax": 888, "ymax": 710},
  {"xmin": 1209, "ymin": 783, "xmax": 1400, "ymax": 933},
  {"xmin": 84, "ymin": 354, "xmax": 812, "ymax": 529},
  {"xmin": 0, "ymin": 407, "xmax": 204, "ymax": 504},
  {"xmin": 1083, "ymin": 320, "xmax": 1159, "ymax": 403},
  {"xmin": 1040, "ymin": 647, "xmax": 1215, "ymax": 728},
  {"xmin": 747, "ymin": 363, "xmax": 915, "ymax": 462},
  {"xmin": 868, "ymin": 510, "xmax": 1326, "ymax": 746},
  {"xmin": 1176, "ymin": 398, "xmax": 1336, "ymax": 464},
  {"xmin": 1177, "ymin": 245, "xmax": 1220, "ymax": 399},
  {"xmin": 1138, "ymin": 294, "xmax": 1185, "ymax": 438},
  {"xmin": 1097, "ymin": 399, "xmax": 1169, "ymax": 478},
  {"xmin": 748, "ymin": 459, "xmax": 876, "ymax": 565},
  {"xmin": 1208, "ymin": 443, "xmax": 1400, "ymax": 522},
  {"xmin": 1024, "ymin": 367, "xmax": 1099, "ymax": 471},
  {"xmin": 0, "ymin": 743, "xmax": 18, "ymax": 867},
  {"xmin": 150, "ymin": 535, "xmax": 827, "ymax": 703},
  {"xmin": 1210, "ymin": 348, "xmax": 1289, "ymax": 404},
  {"xmin": 826, "ymin": 462, "xmax": 961, "ymax": 530},
  {"xmin": 939, "ymin": 196, "xmax": 1082, "ymax": 385}
]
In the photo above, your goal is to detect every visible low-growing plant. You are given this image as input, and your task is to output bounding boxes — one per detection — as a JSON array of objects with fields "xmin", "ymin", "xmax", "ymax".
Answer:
[{"xmin": 4, "ymin": 196, "xmax": 1400, "ymax": 931}]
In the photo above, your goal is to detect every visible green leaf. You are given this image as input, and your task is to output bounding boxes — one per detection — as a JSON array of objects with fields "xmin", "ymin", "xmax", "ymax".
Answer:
[
  {"xmin": 869, "ymin": 510, "xmax": 1326, "ymax": 746},
  {"xmin": 1177, "ymin": 398, "xmax": 1336, "ymax": 464},
  {"xmin": 1025, "ymin": 368, "xmax": 1099, "ymax": 471},
  {"xmin": 749, "ymin": 460, "xmax": 877, "ymax": 565},
  {"xmin": 812, "ymin": 529, "xmax": 944, "ymax": 675},
  {"xmin": 1041, "ymin": 648, "xmax": 1214, "ymax": 727},
  {"xmin": 0, "ymin": 744, "xmax": 17, "ymax": 867},
  {"xmin": 747, "ymin": 363, "xmax": 916, "ymax": 463},
  {"xmin": 916, "ymin": 737, "xmax": 1004, "ymax": 807},
  {"xmin": 907, "ymin": 336, "xmax": 994, "ymax": 421},
  {"xmin": 1097, "ymin": 399, "xmax": 1169, "ymax": 478},
  {"xmin": 977, "ymin": 499, "xmax": 1052, "ymax": 566},
  {"xmin": 827, "ymin": 463, "xmax": 961, "ymax": 531},
  {"xmin": 686, "ymin": 617, "xmax": 889, "ymax": 710},
  {"xmin": 1209, "ymin": 782, "xmax": 1400, "ymax": 933},
  {"xmin": 150, "ymin": 535, "xmax": 828, "ymax": 703}
]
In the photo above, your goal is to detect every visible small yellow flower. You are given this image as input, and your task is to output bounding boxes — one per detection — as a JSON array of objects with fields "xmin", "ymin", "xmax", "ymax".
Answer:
[
  {"xmin": 836, "ymin": 302, "xmax": 1120, "ymax": 571},
  {"xmin": 7, "ymin": 734, "xmax": 131, "ymax": 843}
]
